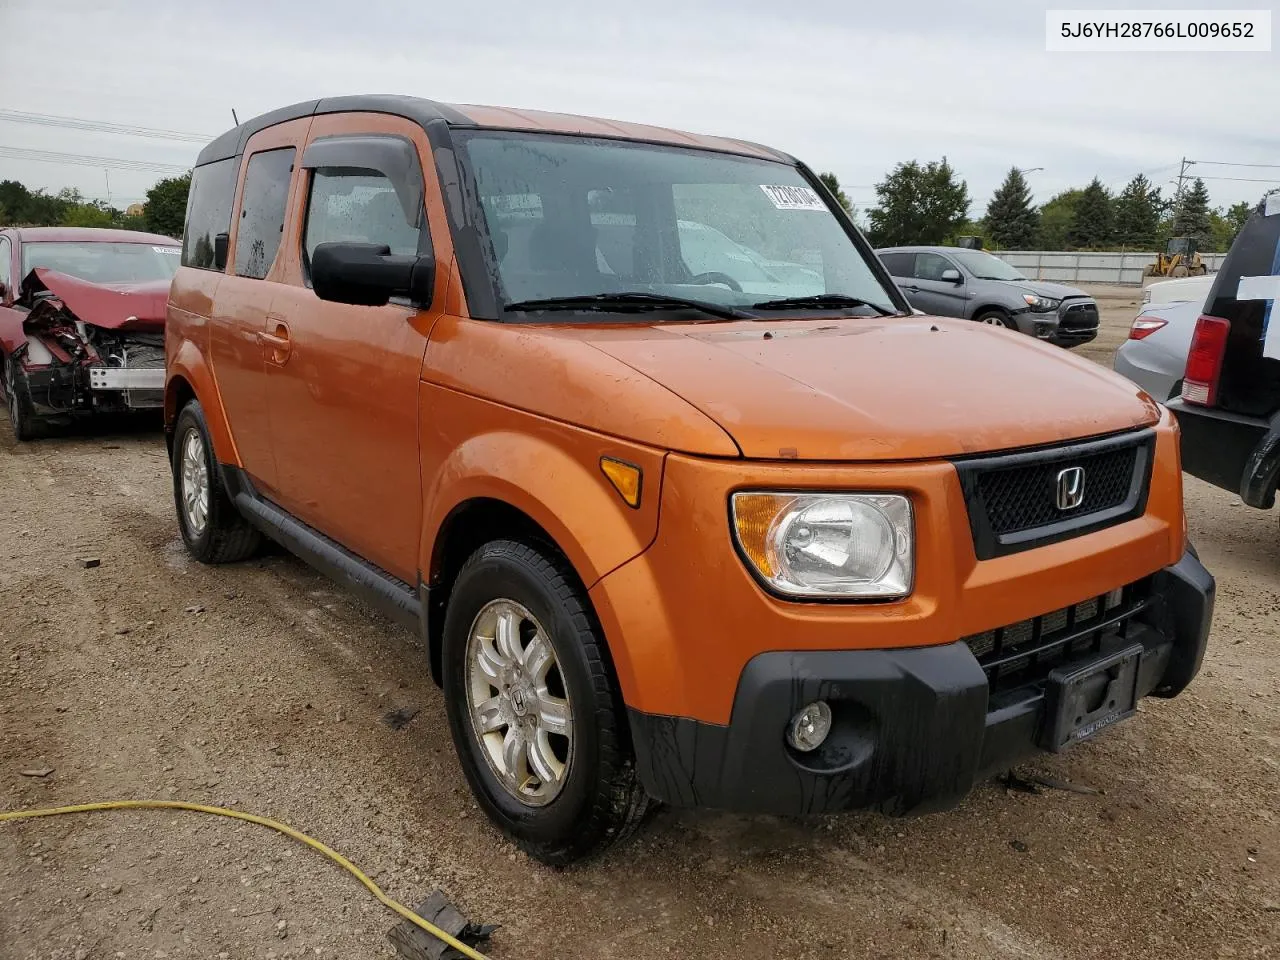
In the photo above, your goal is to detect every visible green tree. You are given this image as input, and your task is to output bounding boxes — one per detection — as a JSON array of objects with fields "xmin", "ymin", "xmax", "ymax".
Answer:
[
  {"xmin": 1066, "ymin": 178, "xmax": 1113, "ymax": 249},
  {"xmin": 866, "ymin": 158, "xmax": 969, "ymax": 247},
  {"xmin": 1112, "ymin": 174, "xmax": 1165, "ymax": 247},
  {"xmin": 1207, "ymin": 201, "xmax": 1255, "ymax": 252},
  {"xmin": 1173, "ymin": 177, "xmax": 1213, "ymax": 245},
  {"xmin": 61, "ymin": 202, "xmax": 116, "ymax": 228},
  {"xmin": 817, "ymin": 172, "xmax": 853, "ymax": 213},
  {"xmin": 1038, "ymin": 189, "xmax": 1084, "ymax": 249},
  {"xmin": 0, "ymin": 180, "xmax": 67, "ymax": 225},
  {"xmin": 144, "ymin": 172, "xmax": 191, "ymax": 238},
  {"xmin": 983, "ymin": 167, "xmax": 1039, "ymax": 250}
]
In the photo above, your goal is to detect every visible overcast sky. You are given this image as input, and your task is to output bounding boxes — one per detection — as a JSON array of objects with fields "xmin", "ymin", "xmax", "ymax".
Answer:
[{"xmin": 1, "ymin": 0, "xmax": 1277, "ymax": 219}]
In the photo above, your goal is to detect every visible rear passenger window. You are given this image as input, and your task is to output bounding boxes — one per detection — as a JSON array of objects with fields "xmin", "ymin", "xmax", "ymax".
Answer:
[
  {"xmin": 878, "ymin": 252, "xmax": 912, "ymax": 277},
  {"xmin": 182, "ymin": 158, "xmax": 238, "ymax": 270},
  {"xmin": 304, "ymin": 169, "xmax": 422, "ymax": 265},
  {"xmin": 235, "ymin": 148, "xmax": 295, "ymax": 280}
]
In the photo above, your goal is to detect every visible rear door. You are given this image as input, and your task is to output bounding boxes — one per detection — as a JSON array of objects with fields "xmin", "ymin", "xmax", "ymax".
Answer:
[
  {"xmin": 260, "ymin": 112, "xmax": 448, "ymax": 584},
  {"xmin": 907, "ymin": 252, "xmax": 968, "ymax": 317},
  {"xmin": 877, "ymin": 251, "xmax": 918, "ymax": 306},
  {"xmin": 208, "ymin": 119, "xmax": 310, "ymax": 495}
]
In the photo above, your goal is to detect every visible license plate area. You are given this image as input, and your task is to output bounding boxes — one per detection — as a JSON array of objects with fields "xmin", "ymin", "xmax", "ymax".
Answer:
[{"xmin": 1040, "ymin": 643, "xmax": 1143, "ymax": 751}]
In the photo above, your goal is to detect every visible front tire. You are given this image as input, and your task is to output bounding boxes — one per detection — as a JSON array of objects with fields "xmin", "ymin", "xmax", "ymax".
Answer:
[
  {"xmin": 442, "ymin": 540, "xmax": 651, "ymax": 866},
  {"xmin": 171, "ymin": 400, "xmax": 261, "ymax": 564},
  {"xmin": 974, "ymin": 309, "xmax": 1015, "ymax": 329},
  {"xmin": 5, "ymin": 354, "xmax": 44, "ymax": 442}
]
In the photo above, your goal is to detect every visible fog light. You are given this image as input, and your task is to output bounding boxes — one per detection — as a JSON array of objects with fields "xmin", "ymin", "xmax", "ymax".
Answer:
[{"xmin": 786, "ymin": 700, "xmax": 832, "ymax": 752}]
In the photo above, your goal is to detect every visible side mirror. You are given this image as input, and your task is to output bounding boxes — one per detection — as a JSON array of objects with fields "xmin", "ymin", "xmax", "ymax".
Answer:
[
  {"xmin": 214, "ymin": 233, "xmax": 229, "ymax": 271},
  {"xmin": 311, "ymin": 242, "xmax": 435, "ymax": 308},
  {"xmin": 941, "ymin": 268, "xmax": 962, "ymax": 284}
]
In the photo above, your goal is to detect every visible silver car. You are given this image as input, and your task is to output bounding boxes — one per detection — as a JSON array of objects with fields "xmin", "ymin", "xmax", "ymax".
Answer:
[{"xmin": 1113, "ymin": 298, "xmax": 1203, "ymax": 401}]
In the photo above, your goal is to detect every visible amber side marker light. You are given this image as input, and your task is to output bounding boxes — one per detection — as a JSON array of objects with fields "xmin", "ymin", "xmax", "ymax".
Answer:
[{"xmin": 600, "ymin": 457, "xmax": 642, "ymax": 508}]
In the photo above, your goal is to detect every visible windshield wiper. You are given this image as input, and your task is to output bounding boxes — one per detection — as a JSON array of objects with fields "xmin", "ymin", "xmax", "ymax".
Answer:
[
  {"xmin": 750, "ymin": 294, "xmax": 898, "ymax": 316},
  {"xmin": 504, "ymin": 293, "xmax": 754, "ymax": 321}
]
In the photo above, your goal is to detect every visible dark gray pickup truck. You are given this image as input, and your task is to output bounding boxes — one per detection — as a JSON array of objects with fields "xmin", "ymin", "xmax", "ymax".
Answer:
[{"xmin": 877, "ymin": 245, "xmax": 1099, "ymax": 347}]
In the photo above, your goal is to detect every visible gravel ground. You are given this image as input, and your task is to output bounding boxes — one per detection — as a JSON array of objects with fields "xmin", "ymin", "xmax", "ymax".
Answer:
[{"xmin": 1, "ymin": 289, "xmax": 1277, "ymax": 960}]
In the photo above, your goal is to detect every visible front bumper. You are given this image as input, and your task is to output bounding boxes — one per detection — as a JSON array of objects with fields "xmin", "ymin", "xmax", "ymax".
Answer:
[{"xmin": 627, "ymin": 549, "xmax": 1213, "ymax": 816}]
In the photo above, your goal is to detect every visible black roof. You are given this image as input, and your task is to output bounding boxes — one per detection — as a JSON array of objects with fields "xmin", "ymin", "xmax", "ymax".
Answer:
[{"xmin": 196, "ymin": 95, "xmax": 472, "ymax": 166}]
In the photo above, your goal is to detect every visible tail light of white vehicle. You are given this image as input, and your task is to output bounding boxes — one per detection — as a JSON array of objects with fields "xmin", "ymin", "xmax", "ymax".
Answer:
[
  {"xmin": 1181, "ymin": 315, "xmax": 1231, "ymax": 406},
  {"xmin": 1128, "ymin": 315, "xmax": 1168, "ymax": 340}
]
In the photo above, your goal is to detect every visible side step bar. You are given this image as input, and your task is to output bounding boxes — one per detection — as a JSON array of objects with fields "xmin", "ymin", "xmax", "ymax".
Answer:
[{"xmin": 221, "ymin": 465, "xmax": 422, "ymax": 632}]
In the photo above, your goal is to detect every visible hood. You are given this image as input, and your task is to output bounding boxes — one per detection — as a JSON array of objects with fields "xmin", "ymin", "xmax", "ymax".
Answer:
[
  {"xmin": 26, "ymin": 268, "xmax": 169, "ymax": 332},
  {"xmin": 1005, "ymin": 279, "xmax": 1089, "ymax": 300},
  {"xmin": 582, "ymin": 316, "xmax": 1160, "ymax": 460}
]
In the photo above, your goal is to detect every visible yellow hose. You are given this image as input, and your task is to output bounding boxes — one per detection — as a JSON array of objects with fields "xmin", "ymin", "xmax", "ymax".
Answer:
[{"xmin": 0, "ymin": 800, "xmax": 491, "ymax": 960}]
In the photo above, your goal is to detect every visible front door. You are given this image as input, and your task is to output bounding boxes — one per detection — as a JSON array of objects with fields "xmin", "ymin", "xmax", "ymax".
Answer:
[
  {"xmin": 261, "ymin": 113, "xmax": 448, "ymax": 585},
  {"xmin": 208, "ymin": 119, "xmax": 310, "ymax": 495},
  {"xmin": 907, "ymin": 252, "xmax": 969, "ymax": 318}
]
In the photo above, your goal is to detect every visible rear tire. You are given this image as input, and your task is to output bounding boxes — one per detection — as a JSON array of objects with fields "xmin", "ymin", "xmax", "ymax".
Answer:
[
  {"xmin": 5, "ymin": 354, "xmax": 44, "ymax": 442},
  {"xmin": 171, "ymin": 400, "xmax": 261, "ymax": 564},
  {"xmin": 1171, "ymin": 265, "xmax": 1190, "ymax": 278},
  {"xmin": 974, "ymin": 309, "xmax": 1015, "ymax": 329},
  {"xmin": 442, "ymin": 539, "xmax": 651, "ymax": 866}
]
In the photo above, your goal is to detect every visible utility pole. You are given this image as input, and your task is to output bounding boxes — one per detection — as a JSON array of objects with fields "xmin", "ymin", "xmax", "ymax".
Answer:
[
  {"xmin": 104, "ymin": 169, "xmax": 111, "ymax": 206},
  {"xmin": 1172, "ymin": 157, "xmax": 1193, "ymax": 234}
]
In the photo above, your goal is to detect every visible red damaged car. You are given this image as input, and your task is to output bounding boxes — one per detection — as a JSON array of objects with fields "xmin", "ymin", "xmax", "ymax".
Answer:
[{"xmin": 0, "ymin": 227, "xmax": 180, "ymax": 440}]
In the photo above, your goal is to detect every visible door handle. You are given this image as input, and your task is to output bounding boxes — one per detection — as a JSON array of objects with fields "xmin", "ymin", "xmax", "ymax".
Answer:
[
  {"xmin": 258, "ymin": 318, "xmax": 291, "ymax": 365},
  {"xmin": 905, "ymin": 284, "xmax": 920, "ymax": 292}
]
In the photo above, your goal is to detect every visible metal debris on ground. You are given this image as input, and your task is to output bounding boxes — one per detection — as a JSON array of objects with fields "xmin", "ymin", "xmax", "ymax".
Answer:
[
  {"xmin": 78, "ymin": 557, "xmax": 101, "ymax": 569},
  {"xmin": 388, "ymin": 890, "xmax": 499, "ymax": 960},
  {"xmin": 20, "ymin": 768, "xmax": 54, "ymax": 778}
]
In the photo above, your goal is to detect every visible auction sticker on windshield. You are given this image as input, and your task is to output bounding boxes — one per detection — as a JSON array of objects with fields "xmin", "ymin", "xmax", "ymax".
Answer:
[
  {"xmin": 760, "ymin": 185, "xmax": 826, "ymax": 211},
  {"xmin": 154, "ymin": 246, "xmax": 181, "ymax": 255}
]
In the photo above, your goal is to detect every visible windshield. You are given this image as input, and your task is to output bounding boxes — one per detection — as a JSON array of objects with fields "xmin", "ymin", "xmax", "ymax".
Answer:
[
  {"xmin": 459, "ymin": 132, "xmax": 899, "ymax": 318},
  {"xmin": 22, "ymin": 241, "xmax": 181, "ymax": 284},
  {"xmin": 949, "ymin": 249, "xmax": 1026, "ymax": 282}
]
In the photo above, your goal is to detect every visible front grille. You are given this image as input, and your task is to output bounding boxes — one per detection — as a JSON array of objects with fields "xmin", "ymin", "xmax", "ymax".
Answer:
[
  {"xmin": 964, "ymin": 578, "xmax": 1152, "ymax": 695},
  {"xmin": 1060, "ymin": 300, "xmax": 1099, "ymax": 330},
  {"xmin": 953, "ymin": 430, "xmax": 1155, "ymax": 559},
  {"xmin": 978, "ymin": 444, "xmax": 1137, "ymax": 535}
]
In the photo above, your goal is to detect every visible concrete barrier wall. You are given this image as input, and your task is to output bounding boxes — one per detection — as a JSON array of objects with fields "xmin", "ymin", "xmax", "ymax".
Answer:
[{"xmin": 990, "ymin": 250, "xmax": 1228, "ymax": 286}]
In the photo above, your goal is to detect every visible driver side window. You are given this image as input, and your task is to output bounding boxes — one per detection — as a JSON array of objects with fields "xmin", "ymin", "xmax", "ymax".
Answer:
[
  {"xmin": 914, "ymin": 253, "xmax": 956, "ymax": 282},
  {"xmin": 304, "ymin": 168, "xmax": 422, "ymax": 265}
]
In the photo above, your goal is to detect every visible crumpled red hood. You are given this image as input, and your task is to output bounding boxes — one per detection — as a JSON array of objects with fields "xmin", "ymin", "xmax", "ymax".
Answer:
[{"xmin": 31, "ymin": 268, "xmax": 169, "ymax": 332}]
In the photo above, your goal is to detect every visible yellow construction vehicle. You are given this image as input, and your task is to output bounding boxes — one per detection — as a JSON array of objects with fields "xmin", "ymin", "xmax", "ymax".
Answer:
[{"xmin": 1144, "ymin": 237, "xmax": 1208, "ymax": 278}]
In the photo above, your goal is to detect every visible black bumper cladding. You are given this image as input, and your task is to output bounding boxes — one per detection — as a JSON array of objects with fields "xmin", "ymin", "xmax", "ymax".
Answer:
[{"xmin": 627, "ymin": 549, "xmax": 1214, "ymax": 817}]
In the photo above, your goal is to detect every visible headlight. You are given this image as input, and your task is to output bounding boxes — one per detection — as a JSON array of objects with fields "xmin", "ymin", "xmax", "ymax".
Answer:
[
  {"xmin": 731, "ymin": 492, "xmax": 913, "ymax": 598},
  {"xmin": 1022, "ymin": 294, "xmax": 1061, "ymax": 313}
]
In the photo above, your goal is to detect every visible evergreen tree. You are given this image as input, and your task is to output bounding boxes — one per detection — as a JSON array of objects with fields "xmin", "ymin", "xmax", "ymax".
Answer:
[
  {"xmin": 1173, "ymin": 177, "xmax": 1213, "ymax": 245},
  {"xmin": 1066, "ymin": 178, "xmax": 1113, "ymax": 249},
  {"xmin": 1112, "ymin": 174, "xmax": 1164, "ymax": 247},
  {"xmin": 983, "ymin": 167, "xmax": 1039, "ymax": 250}
]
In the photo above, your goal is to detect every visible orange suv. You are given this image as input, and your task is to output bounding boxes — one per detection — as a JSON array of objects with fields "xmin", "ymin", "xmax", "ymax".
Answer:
[{"xmin": 166, "ymin": 95, "xmax": 1214, "ymax": 865}]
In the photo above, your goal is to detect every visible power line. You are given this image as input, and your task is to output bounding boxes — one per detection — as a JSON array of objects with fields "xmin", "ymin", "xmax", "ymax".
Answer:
[
  {"xmin": 0, "ymin": 109, "xmax": 214, "ymax": 143},
  {"xmin": 0, "ymin": 145, "xmax": 189, "ymax": 174},
  {"xmin": 1191, "ymin": 174, "xmax": 1280, "ymax": 184},
  {"xmin": 1189, "ymin": 160, "xmax": 1280, "ymax": 170}
]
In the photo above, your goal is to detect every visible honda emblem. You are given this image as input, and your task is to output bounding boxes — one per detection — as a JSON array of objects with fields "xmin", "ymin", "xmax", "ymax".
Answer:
[{"xmin": 1055, "ymin": 466, "xmax": 1085, "ymax": 511}]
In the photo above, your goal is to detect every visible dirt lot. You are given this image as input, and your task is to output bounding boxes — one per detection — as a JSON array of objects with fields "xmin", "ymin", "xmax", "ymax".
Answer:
[{"xmin": 2, "ymin": 289, "xmax": 1277, "ymax": 960}]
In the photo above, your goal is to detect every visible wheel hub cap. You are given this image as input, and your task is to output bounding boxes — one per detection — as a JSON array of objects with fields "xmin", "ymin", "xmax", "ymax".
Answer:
[
  {"xmin": 179, "ymin": 428, "xmax": 210, "ymax": 537},
  {"xmin": 465, "ymin": 599, "xmax": 574, "ymax": 807}
]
